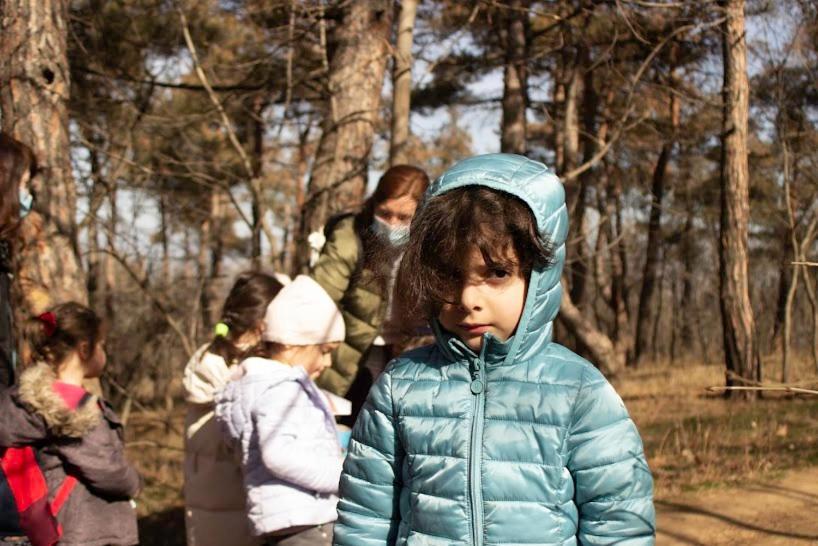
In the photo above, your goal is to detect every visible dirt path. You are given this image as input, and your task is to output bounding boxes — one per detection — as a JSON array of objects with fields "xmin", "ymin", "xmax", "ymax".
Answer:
[{"xmin": 657, "ymin": 466, "xmax": 818, "ymax": 545}]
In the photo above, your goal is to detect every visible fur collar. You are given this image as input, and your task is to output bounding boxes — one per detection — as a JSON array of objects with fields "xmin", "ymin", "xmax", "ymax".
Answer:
[{"xmin": 17, "ymin": 362, "xmax": 101, "ymax": 437}]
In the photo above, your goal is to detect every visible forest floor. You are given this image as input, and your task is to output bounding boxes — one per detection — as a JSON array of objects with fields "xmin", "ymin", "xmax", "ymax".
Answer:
[
  {"xmin": 128, "ymin": 356, "xmax": 818, "ymax": 545},
  {"xmin": 617, "ymin": 360, "xmax": 818, "ymax": 545}
]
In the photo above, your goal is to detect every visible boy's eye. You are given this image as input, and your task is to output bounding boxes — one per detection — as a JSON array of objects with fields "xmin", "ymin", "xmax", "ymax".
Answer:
[{"xmin": 489, "ymin": 268, "xmax": 510, "ymax": 279}]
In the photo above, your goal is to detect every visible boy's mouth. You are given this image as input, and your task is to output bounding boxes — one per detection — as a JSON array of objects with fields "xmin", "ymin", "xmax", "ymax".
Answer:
[{"xmin": 459, "ymin": 323, "xmax": 491, "ymax": 334}]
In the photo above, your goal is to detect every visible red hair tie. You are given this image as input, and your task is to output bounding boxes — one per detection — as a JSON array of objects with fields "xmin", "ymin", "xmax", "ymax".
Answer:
[{"xmin": 37, "ymin": 312, "xmax": 57, "ymax": 337}]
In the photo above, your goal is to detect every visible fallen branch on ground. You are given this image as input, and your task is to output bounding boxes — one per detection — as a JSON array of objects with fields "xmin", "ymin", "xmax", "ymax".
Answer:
[{"xmin": 707, "ymin": 385, "xmax": 818, "ymax": 396}]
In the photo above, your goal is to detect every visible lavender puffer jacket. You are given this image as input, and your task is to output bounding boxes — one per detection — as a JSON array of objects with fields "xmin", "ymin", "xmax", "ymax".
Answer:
[{"xmin": 214, "ymin": 357, "xmax": 343, "ymax": 537}]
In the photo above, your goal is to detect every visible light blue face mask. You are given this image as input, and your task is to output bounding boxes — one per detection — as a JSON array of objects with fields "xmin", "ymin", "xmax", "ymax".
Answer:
[
  {"xmin": 372, "ymin": 216, "xmax": 409, "ymax": 247},
  {"xmin": 19, "ymin": 188, "xmax": 33, "ymax": 218}
]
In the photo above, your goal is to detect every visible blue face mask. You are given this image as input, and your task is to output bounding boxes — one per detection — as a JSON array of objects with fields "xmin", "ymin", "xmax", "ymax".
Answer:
[
  {"xmin": 372, "ymin": 216, "xmax": 409, "ymax": 247},
  {"xmin": 19, "ymin": 188, "xmax": 33, "ymax": 218}
]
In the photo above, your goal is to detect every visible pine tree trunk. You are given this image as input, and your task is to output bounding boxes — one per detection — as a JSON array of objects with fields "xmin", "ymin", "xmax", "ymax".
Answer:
[
  {"xmin": 251, "ymin": 96, "xmax": 266, "ymax": 269},
  {"xmin": 285, "ymin": 123, "xmax": 311, "ymax": 275},
  {"xmin": 802, "ymin": 264, "xmax": 818, "ymax": 373},
  {"xmin": 553, "ymin": 74, "xmax": 566, "ymax": 174},
  {"xmin": 604, "ymin": 172, "xmax": 633, "ymax": 359},
  {"xmin": 389, "ymin": 0, "xmax": 418, "ymax": 165},
  {"xmin": 559, "ymin": 278, "xmax": 625, "ymax": 375},
  {"xmin": 651, "ymin": 256, "xmax": 666, "ymax": 362},
  {"xmin": 781, "ymin": 138, "xmax": 797, "ymax": 382},
  {"xmin": 207, "ymin": 192, "xmax": 224, "ymax": 328},
  {"xmin": 197, "ymin": 196, "xmax": 212, "ymax": 336},
  {"xmin": 680, "ymin": 191, "xmax": 697, "ymax": 355},
  {"xmin": 499, "ymin": 0, "xmax": 528, "ymax": 154},
  {"xmin": 719, "ymin": 0, "xmax": 760, "ymax": 396},
  {"xmin": 635, "ymin": 75, "xmax": 680, "ymax": 364},
  {"xmin": 0, "ymin": 0, "xmax": 87, "ymax": 315},
  {"xmin": 770, "ymin": 241, "xmax": 790, "ymax": 353},
  {"xmin": 85, "ymin": 147, "xmax": 105, "ymax": 311},
  {"xmin": 294, "ymin": 1, "xmax": 393, "ymax": 273},
  {"xmin": 103, "ymin": 183, "xmax": 116, "ymax": 324},
  {"xmin": 569, "ymin": 51, "xmax": 599, "ymax": 310}
]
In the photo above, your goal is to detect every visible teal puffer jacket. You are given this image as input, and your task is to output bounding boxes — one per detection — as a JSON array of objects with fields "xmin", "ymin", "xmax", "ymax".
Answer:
[{"xmin": 334, "ymin": 154, "xmax": 655, "ymax": 546}]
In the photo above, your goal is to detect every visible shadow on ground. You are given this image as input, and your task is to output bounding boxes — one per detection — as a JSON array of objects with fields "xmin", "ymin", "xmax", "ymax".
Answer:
[
  {"xmin": 138, "ymin": 506, "xmax": 185, "ymax": 546},
  {"xmin": 656, "ymin": 474, "xmax": 818, "ymax": 545}
]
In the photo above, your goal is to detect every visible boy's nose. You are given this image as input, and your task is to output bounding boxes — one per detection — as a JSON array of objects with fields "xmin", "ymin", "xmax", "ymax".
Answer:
[{"xmin": 458, "ymin": 283, "xmax": 483, "ymax": 312}]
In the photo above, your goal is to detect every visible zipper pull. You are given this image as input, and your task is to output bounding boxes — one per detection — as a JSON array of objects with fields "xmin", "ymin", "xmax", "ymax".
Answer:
[{"xmin": 470, "ymin": 359, "xmax": 484, "ymax": 394}]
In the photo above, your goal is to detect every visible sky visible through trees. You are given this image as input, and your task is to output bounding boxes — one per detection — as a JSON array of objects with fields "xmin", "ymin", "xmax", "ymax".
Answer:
[{"xmin": 2, "ymin": 0, "xmax": 817, "ymax": 404}]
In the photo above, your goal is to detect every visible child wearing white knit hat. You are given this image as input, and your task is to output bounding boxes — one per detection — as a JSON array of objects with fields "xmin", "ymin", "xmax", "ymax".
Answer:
[{"xmin": 215, "ymin": 275, "xmax": 346, "ymax": 545}]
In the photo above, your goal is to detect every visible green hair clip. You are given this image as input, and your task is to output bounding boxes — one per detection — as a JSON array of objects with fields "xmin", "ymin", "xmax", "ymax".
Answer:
[{"xmin": 214, "ymin": 322, "xmax": 230, "ymax": 338}]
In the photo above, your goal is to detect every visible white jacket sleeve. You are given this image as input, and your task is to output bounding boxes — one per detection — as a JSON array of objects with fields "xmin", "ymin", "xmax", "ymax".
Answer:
[
  {"xmin": 253, "ymin": 381, "xmax": 343, "ymax": 494},
  {"xmin": 183, "ymin": 348, "xmax": 232, "ymax": 404}
]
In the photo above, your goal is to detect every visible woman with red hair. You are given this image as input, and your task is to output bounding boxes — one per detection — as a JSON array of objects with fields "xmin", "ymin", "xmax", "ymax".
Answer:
[
  {"xmin": 311, "ymin": 165, "xmax": 429, "ymax": 422},
  {"xmin": 0, "ymin": 132, "xmax": 38, "ymax": 388}
]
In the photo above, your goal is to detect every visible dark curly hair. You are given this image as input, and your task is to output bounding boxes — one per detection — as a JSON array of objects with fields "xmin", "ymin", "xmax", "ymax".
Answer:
[{"xmin": 396, "ymin": 186, "xmax": 555, "ymax": 321}]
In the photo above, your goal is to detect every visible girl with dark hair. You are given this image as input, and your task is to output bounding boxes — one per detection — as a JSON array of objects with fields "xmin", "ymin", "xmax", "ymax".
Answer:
[
  {"xmin": 0, "ymin": 302, "xmax": 141, "ymax": 546},
  {"xmin": 310, "ymin": 164, "xmax": 429, "ymax": 420},
  {"xmin": 182, "ymin": 271, "xmax": 285, "ymax": 546},
  {"xmin": 0, "ymin": 133, "xmax": 37, "ymax": 389}
]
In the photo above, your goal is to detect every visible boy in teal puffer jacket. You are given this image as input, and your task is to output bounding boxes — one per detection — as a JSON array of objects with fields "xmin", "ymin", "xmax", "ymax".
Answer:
[{"xmin": 333, "ymin": 154, "xmax": 655, "ymax": 546}]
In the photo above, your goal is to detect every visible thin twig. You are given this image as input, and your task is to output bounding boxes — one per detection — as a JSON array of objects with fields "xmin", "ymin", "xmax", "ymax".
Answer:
[
  {"xmin": 177, "ymin": 6, "xmax": 255, "ymax": 230},
  {"xmin": 100, "ymin": 248, "xmax": 195, "ymax": 356},
  {"xmin": 562, "ymin": 17, "xmax": 725, "ymax": 182},
  {"xmin": 707, "ymin": 385, "xmax": 818, "ymax": 396}
]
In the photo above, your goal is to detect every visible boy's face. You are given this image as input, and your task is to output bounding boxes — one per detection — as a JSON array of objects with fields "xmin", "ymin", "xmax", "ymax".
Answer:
[{"xmin": 438, "ymin": 247, "xmax": 527, "ymax": 352}]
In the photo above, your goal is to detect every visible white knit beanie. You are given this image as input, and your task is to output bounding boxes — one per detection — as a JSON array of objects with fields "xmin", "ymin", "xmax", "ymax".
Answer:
[{"xmin": 262, "ymin": 275, "xmax": 345, "ymax": 345}]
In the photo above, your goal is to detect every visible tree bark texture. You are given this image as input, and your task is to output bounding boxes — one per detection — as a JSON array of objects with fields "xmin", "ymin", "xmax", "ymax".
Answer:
[
  {"xmin": 0, "ymin": 0, "xmax": 87, "ymax": 315},
  {"xmin": 389, "ymin": 0, "xmax": 418, "ymax": 165},
  {"xmin": 499, "ymin": 0, "xmax": 528, "ymax": 155},
  {"xmin": 781, "ymin": 139, "xmax": 797, "ymax": 382},
  {"xmin": 802, "ymin": 262, "xmax": 818, "ymax": 373},
  {"xmin": 569, "ymin": 50, "xmax": 598, "ymax": 310},
  {"xmin": 559, "ymin": 278, "xmax": 625, "ymax": 376},
  {"xmin": 605, "ymin": 174, "xmax": 632, "ymax": 357},
  {"xmin": 635, "ymin": 84, "xmax": 680, "ymax": 364},
  {"xmin": 679, "ymin": 191, "xmax": 697, "ymax": 355},
  {"xmin": 719, "ymin": 0, "xmax": 760, "ymax": 394},
  {"xmin": 295, "ymin": 1, "xmax": 393, "ymax": 273},
  {"xmin": 250, "ymin": 98, "xmax": 266, "ymax": 269}
]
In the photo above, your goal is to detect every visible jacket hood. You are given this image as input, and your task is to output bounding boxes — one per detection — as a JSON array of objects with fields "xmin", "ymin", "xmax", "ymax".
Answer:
[
  {"xmin": 16, "ymin": 362, "xmax": 101, "ymax": 437},
  {"xmin": 183, "ymin": 344, "xmax": 234, "ymax": 405},
  {"xmin": 427, "ymin": 153, "xmax": 568, "ymax": 365}
]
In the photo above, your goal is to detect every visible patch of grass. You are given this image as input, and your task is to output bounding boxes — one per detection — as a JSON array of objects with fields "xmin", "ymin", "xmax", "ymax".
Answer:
[
  {"xmin": 122, "ymin": 359, "xmax": 818, "ymax": 532},
  {"xmin": 619, "ymin": 359, "xmax": 818, "ymax": 496}
]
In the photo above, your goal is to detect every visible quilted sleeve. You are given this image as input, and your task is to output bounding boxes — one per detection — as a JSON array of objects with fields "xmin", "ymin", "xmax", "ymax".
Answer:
[
  {"xmin": 333, "ymin": 369, "xmax": 403, "ymax": 546},
  {"xmin": 310, "ymin": 220, "xmax": 358, "ymax": 304},
  {"xmin": 566, "ymin": 366, "xmax": 655, "ymax": 545},
  {"xmin": 253, "ymin": 382, "xmax": 344, "ymax": 494}
]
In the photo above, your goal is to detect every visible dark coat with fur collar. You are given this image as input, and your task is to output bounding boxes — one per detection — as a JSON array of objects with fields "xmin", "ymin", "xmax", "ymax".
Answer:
[{"xmin": 0, "ymin": 363, "xmax": 141, "ymax": 546}]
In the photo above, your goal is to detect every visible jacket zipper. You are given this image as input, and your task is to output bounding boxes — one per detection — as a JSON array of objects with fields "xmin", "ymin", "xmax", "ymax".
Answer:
[{"xmin": 469, "ymin": 357, "xmax": 485, "ymax": 546}]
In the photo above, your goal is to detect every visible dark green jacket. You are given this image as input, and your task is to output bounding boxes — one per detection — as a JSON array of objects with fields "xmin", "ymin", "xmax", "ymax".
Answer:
[{"xmin": 311, "ymin": 216, "xmax": 386, "ymax": 396}]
